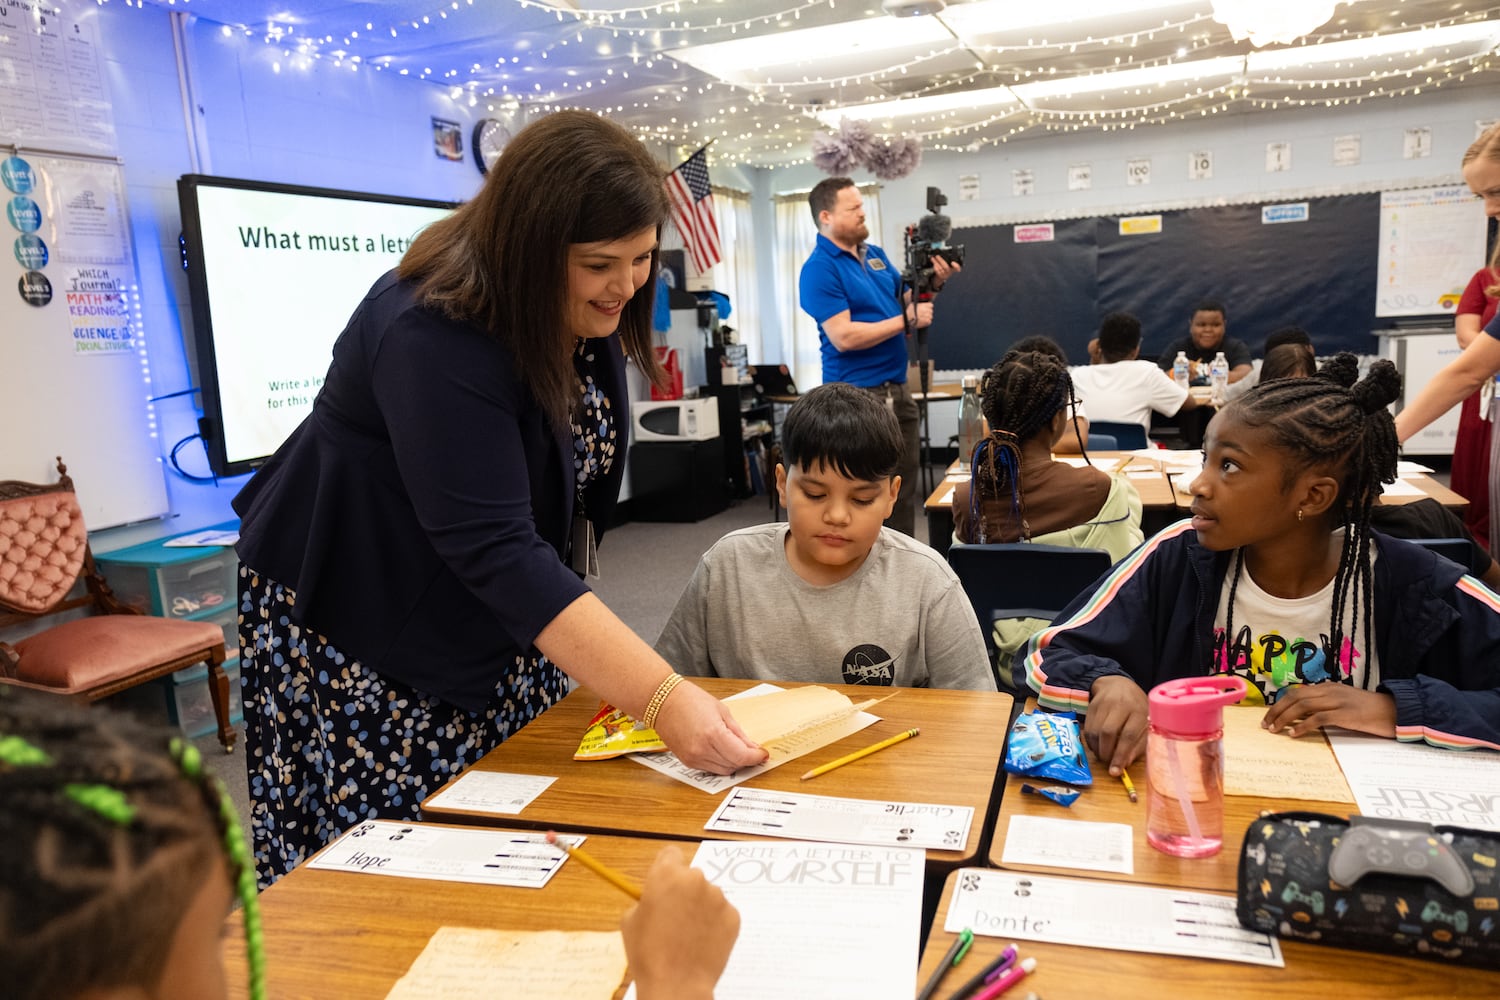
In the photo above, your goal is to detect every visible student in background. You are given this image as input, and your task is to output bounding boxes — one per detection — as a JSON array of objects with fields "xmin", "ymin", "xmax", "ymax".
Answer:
[
  {"xmin": 1010, "ymin": 334, "xmax": 1089, "ymax": 454},
  {"xmin": 954, "ymin": 349, "xmax": 1143, "ymax": 561},
  {"xmin": 233, "ymin": 110, "xmax": 765, "ymax": 887},
  {"xmin": 1258, "ymin": 341, "xmax": 1317, "ymax": 382},
  {"xmin": 0, "ymin": 687, "xmax": 740, "ymax": 1000},
  {"xmin": 1452, "ymin": 263, "xmax": 1499, "ymax": 551},
  {"xmin": 1222, "ymin": 325, "xmax": 1315, "ymax": 402},
  {"xmin": 655, "ymin": 383, "xmax": 994, "ymax": 690},
  {"xmin": 1070, "ymin": 311, "xmax": 1198, "ymax": 436},
  {"xmin": 1156, "ymin": 300, "xmax": 1252, "ymax": 447},
  {"xmin": 1025, "ymin": 354, "xmax": 1500, "ymax": 774}
]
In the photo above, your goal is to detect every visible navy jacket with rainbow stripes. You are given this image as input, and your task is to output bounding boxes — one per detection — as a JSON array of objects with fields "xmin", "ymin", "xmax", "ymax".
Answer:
[{"xmin": 1023, "ymin": 519, "xmax": 1500, "ymax": 751}]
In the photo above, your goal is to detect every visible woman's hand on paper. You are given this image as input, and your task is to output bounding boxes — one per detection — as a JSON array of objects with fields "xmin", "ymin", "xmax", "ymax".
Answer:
[
  {"xmin": 622, "ymin": 846, "xmax": 740, "ymax": 1000},
  {"xmin": 653, "ymin": 681, "xmax": 767, "ymax": 774},
  {"xmin": 1262, "ymin": 684, "xmax": 1397, "ymax": 739},
  {"xmin": 1085, "ymin": 674, "xmax": 1150, "ymax": 775}
]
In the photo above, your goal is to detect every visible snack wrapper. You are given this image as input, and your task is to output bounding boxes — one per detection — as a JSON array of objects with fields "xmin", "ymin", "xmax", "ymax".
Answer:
[
  {"xmin": 1004, "ymin": 710, "xmax": 1093, "ymax": 785},
  {"xmin": 573, "ymin": 703, "xmax": 667, "ymax": 760},
  {"xmin": 1020, "ymin": 782, "xmax": 1082, "ymax": 807}
]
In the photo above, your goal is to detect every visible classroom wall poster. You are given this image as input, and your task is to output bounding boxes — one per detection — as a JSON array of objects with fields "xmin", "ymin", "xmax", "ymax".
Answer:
[
  {"xmin": 1376, "ymin": 185, "xmax": 1485, "ymax": 316},
  {"xmin": 64, "ymin": 265, "xmax": 132, "ymax": 354},
  {"xmin": 0, "ymin": 0, "xmax": 116, "ymax": 155}
]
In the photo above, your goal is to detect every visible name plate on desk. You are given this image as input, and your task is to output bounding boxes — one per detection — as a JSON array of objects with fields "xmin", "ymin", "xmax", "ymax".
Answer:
[
  {"xmin": 705, "ymin": 786, "xmax": 973, "ymax": 850},
  {"xmin": 308, "ymin": 820, "xmax": 580, "ymax": 888}
]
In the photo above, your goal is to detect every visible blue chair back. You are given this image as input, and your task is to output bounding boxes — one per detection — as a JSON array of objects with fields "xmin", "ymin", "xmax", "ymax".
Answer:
[
  {"xmin": 947, "ymin": 542, "xmax": 1113, "ymax": 689},
  {"xmin": 1087, "ymin": 420, "xmax": 1149, "ymax": 450},
  {"xmin": 1086, "ymin": 432, "xmax": 1118, "ymax": 450},
  {"xmin": 1407, "ymin": 537, "xmax": 1475, "ymax": 568}
]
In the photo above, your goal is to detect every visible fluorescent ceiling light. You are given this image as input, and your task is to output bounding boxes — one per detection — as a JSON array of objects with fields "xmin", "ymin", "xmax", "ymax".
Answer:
[
  {"xmin": 1012, "ymin": 54, "xmax": 1245, "ymax": 100},
  {"xmin": 940, "ymin": 0, "xmax": 1200, "ymax": 36},
  {"xmin": 670, "ymin": 17, "xmax": 952, "ymax": 77},
  {"xmin": 812, "ymin": 85, "xmax": 1020, "ymax": 126},
  {"xmin": 1247, "ymin": 19, "xmax": 1500, "ymax": 73}
]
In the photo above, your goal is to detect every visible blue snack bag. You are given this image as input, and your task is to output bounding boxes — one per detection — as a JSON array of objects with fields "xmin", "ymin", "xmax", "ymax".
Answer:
[
  {"xmin": 1020, "ymin": 782, "xmax": 1082, "ymax": 807},
  {"xmin": 1004, "ymin": 710, "xmax": 1093, "ymax": 785}
]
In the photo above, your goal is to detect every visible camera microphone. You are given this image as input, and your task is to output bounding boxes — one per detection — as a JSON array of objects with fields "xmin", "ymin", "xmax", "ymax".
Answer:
[{"xmin": 916, "ymin": 212, "xmax": 951, "ymax": 245}]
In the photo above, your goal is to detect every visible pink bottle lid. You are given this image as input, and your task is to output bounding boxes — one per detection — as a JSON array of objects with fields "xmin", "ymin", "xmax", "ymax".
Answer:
[{"xmin": 1148, "ymin": 675, "xmax": 1248, "ymax": 736}]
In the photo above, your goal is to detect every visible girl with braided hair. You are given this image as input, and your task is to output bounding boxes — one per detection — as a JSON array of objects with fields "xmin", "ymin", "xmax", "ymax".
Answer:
[
  {"xmin": 0, "ymin": 685, "xmax": 266, "ymax": 1000},
  {"xmin": 1024, "ymin": 353, "xmax": 1500, "ymax": 776},
  {"xmin": 953, "ymin": 349, "xmax": 1143, "ymax": 561}
]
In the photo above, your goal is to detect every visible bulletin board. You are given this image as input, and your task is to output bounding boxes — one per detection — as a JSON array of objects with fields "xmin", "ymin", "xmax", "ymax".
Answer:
[
  {"xmin": 0, "ymin": 151, "xmax": 168, "ymax": 528},
  {"xmin": 933, "ymin": 192, "xmax": 1388, "ymax": 369}
]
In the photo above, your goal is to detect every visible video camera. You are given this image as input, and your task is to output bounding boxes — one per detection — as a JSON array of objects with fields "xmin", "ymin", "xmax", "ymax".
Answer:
[{"xmin": 903, "ymin": 186, "xmax": 965, "ymax": 293}]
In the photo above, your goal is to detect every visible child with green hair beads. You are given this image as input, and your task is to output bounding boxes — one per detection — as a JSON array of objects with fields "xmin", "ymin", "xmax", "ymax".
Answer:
[{"xmin": 0, "ymin": 685, "xmax": 266, "ymax": 1000}]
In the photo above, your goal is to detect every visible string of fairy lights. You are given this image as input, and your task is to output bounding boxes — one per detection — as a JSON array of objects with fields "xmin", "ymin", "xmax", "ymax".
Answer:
[{"xmin": 108, "ymin": 0, "xmax": 1500, "ymax": 165}]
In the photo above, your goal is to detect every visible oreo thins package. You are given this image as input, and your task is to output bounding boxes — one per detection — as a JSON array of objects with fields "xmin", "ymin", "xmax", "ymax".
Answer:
[{"xmin": 1005, "ymin": 711, "xmax": 1092, "ymax": 786}]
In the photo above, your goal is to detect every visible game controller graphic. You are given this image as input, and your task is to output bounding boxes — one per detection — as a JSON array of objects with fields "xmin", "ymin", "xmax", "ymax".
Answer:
[
  {"xmin": 1328, "ymin": 816, "xmax": 1475, "ymax": 897},
  {"xmin": 1280, "ymin": 880, "xmax": 1326, "ymax": 915}
]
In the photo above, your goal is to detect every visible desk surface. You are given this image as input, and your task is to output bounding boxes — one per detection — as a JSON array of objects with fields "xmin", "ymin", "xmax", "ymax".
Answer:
[
  {"xmin": 916, "ymin": 866, "xmax": 1498, "ymax": 1000},
  {"xmin": 988, "ymin": 746, "xmax": 1351, "ymax": 894},
  {"xmin": 925, "ymin": 452, "xmax": 1178, "ymax": 513},
  {"xmin": 422, "ymin": 677, "xmax": 1013, "ymax": 869},
  {"xmin": 1165, "ymin": 468, "xmax": 1468, "ymax": 512},
  {"xmin": 222, "ymin": 827, "xmax": 669, "ymax": 1000}
]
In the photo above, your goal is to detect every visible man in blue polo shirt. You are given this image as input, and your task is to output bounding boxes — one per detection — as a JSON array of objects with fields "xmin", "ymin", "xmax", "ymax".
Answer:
[{"xmin": 798, "ymin": 177, "xmax": 956, "ymax": 536}]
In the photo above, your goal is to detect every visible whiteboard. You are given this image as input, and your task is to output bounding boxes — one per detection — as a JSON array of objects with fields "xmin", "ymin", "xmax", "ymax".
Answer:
[
  {"xmin": 1, "ymin": 151, "xmax": 168, "ymax": 528},
  {"xmin": 1375, "ymin": 185, "xmax": 1486, "ymax": 317}
]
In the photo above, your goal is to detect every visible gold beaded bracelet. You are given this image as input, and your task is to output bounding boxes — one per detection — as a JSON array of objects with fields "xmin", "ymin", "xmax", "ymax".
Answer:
[{"xmin": 641, "ymin": 673, "xmax": 684, "ymax": 730}]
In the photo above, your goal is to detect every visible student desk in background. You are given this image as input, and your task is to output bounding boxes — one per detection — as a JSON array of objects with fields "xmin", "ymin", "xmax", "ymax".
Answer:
[
  {"xmin": 924, "ymin": 452, "xmax": 1179, "ymax": 559},
  {"xmin": 422, "ymin": 677, "xmax": 1013, "ymax": 873},
  {"xmin": 222, "ymin": 828, "xmax": 669, "ymax": 1000},
  {"xmin": 1165, "ymin": 468, "xmax": 1469, "ymax": 514}
]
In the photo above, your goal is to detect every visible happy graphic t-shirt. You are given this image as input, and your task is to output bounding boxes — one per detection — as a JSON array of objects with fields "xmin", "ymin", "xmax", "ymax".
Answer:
[{"xmin": 1210, "ymin": 546, "xmax": 1381, "ymax": 704}]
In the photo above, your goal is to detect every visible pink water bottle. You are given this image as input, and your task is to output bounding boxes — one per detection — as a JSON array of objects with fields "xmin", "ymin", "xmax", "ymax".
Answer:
[{"xmin": 1145, "ymin": 675, "xmax": 1247, "ymax": 858}]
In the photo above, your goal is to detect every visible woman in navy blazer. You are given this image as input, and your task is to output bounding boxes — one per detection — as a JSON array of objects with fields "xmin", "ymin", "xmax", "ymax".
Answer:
[{"xmin": 234, "ymin": 111, "xmax": 765, "ymax": 886}]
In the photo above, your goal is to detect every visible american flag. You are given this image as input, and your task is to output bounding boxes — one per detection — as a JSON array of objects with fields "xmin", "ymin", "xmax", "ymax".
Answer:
[{"xmin": 665, "ymin": 146, "xmax": 722, "ymax": 273}]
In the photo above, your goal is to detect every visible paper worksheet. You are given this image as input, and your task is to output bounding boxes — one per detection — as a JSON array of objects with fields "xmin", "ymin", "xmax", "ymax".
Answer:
[
  {"xmin": 1327, "ymin": 730, "xmax": 1500, "ymax": 832},
  {"xmin": 162, "ymin": 528, "xmax": 239, "ymax": 547},
  {"xmin": 307, "ymin": 820, "xmax": 579, "ymax": 888},
  {"xmin": 1379, "ymin": 477, "xmax": 1425, "ymax": 497},
  {"xmin": 705, "ymin": 786, "xmax": 972, "ymax": 851},
  {"xmin": 631, "ymin": 685, "xmax": 880, "ymax": 793},
  {"xmin": 1220, "ymin": 705, "xmax": 1355, "ymax": 803},
  {"xmin": 1000, "ymin": 815, "xmax": 1134, "ymax": 874},
  {"xmin": 385, "ymin": 927, "xmax": 625, "ymax": 1000},
  {"xmin": 944, "ymin": 869, "xmax": 1284, "ymax": 967},
  {"xmin": 419, "ymin": 771, "xmax": 556, "ymax": 815},
  {"xmin": 689, "ymin": 840, "xmax": 923, "ymax": 1000}
]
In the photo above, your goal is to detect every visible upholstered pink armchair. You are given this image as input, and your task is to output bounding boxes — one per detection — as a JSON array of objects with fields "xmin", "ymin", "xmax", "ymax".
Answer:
[{"xmin": 0, "ymin": 458, "xmax": 236, "ymax": 751}]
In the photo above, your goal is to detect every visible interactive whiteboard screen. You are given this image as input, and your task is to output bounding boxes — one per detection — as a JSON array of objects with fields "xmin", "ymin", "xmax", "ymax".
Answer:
[
  {"xmin": 1376, "ymin": 185, "xmax": 1486, "ymax": 318},
  {"xmin": 177, "ymin": 175, "xmax": 455, "ymax": 476}
]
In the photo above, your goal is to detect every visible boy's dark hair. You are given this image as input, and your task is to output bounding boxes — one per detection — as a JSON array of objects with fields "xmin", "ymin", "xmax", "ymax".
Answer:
[
  {"xmin": 1264, "ymin": 325, "xmax": 1313, "ymax": 353},
  {"xmin": 0, "ymin": 686, "xmax": 265, "ymax": 1000},
  {"xmin": 781, "ymin": 382, "xmax": 903, "ymax": 481},
  {"xmin": 1260, "ymin": 342, "xmax": 1316, "ymax": 382},
  {"xmin": 1097, "ymin": 312, "xmax": 1143, "ymax": 363},
  {"xmin": 1009, "ymin": 335, "xmax": 1069, "ymax": 364},
  {"xmin": 1221, "ymin": 352, "xmax": 1402, "ymax": 688},
  {"xmin": 808, "ymin": 177, "xmax": 856, "ymax": 224},
  {"xmin": 1192, "ymin": 299, "xmax": 1227, "ymax": 321},
  {"xmin": 962, "ymin": 350, "xmax": 1085, "ymax": 543}
]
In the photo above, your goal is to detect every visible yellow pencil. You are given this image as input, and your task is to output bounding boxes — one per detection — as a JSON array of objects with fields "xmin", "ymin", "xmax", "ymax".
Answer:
[
  {"xmin": 546, "ymin": 831, "xmax": 642, "ymax": 899},
  {"xmin": 1111, "ymin": 455, "xmax": 1134, "ymax": 474},
  {"xmin": 800, "ymin": 727, "xmax": 920, "ymax": 780},
  {"xmin": 1119, "ymin": 770, "xmax": 1138, "ymax": 803}
]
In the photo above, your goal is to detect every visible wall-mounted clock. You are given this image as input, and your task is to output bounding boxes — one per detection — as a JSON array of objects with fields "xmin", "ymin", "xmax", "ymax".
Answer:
[{"xmin": 472, "ymin": 118, "xmax": 511, "ymax": 175}]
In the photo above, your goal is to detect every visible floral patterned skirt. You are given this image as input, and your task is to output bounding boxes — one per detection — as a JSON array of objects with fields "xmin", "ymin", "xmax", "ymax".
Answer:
[{"xmin": 238, "ymin": 565, "xmax": 565, "ymax": 887}]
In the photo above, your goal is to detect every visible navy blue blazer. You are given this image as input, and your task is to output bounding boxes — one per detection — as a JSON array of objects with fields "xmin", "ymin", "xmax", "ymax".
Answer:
[{"xmin": 233, "ymin": 271, "xmax": 629, "ymax": 712}]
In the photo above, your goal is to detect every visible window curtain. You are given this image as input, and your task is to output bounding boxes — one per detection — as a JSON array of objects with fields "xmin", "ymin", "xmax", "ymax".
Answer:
[
  {"xmin": 771, "ymin": 184, "xmax": 882, "ymax": 392},
  {"xmin": 704, "ymin": 187, "xmax": 760, "ymax": 362}
]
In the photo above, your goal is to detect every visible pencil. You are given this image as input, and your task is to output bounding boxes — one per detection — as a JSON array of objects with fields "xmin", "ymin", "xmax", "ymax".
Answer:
[
  {"xmin": 800, "ymin": 727, "xmax": 920, "ymax": 780},
  {"xmin": 1111, "ymin": 455, "xmax": 1133, "ymax": 474},
  {"xmin": 1119, "ymin": 770, "xmax": 1138, "ymax": 803},
  {"xmin": 545, "ymin": 831, "xmax": 642, "ymax": 899}
]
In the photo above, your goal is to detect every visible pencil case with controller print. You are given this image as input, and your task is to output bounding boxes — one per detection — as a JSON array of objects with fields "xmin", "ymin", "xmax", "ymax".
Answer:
[{"xmin": 1236, "ymin": 811, "xmax": 1500, "ymax": 969}]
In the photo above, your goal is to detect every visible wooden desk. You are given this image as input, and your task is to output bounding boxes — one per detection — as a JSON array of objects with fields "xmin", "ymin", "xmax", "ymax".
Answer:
[
  {"xmin": 924, "ymin": 452, "xmax": 1178, "ymax": 557},
  {"xmin": 223, "ymin": 827, "xmax": 673, "ymax": 1000},
  {"xmin": 1165, "ymin": 470, "xmax": 1469, "ymax": 513},
  {"xmin": 422, "ymin": 677, "xmax": 1012, "ymax": 871},
  {"xmin": 917, "ymin": 867, "xmax": 1498, "ymax": 999},
  {"xmin": 987, "ymin": 750, "xmax": 1351, "ymax": 894}
]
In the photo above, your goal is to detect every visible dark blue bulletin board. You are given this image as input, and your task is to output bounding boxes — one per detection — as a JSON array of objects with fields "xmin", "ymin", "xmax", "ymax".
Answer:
[{"xmin": 932, "ymin": 192, "xmax": 1381, "ymax": 370}]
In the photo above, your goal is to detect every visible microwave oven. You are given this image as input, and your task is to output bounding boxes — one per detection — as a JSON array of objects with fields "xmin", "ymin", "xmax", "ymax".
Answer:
[{"xmin": 632, "ymin": 398, "xmax": 720, "ymax": 442}]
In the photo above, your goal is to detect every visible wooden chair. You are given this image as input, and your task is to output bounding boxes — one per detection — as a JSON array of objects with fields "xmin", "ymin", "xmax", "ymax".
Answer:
[{"xmin": 0, "ymin": 458, "xmax": 236, "ymax": 752}]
